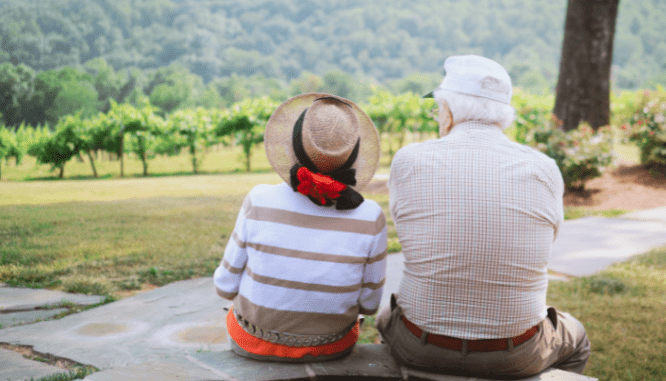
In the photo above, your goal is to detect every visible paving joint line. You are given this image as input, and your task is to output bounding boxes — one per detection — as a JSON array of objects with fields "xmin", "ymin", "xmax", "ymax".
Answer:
[
  {"xmin": 0, "ymin": 342, "xmax": 98, "ymax": 372},
  {"xmin": 185, "ymin": 355, "xmax": 239, "ymax": 381}
]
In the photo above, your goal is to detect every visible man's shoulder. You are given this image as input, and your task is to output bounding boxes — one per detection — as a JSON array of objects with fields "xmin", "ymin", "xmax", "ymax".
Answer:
[
  {"xmin": 502, "ymin": 141, "xmax": 564, "ymax": 192},
  {"xmin": 509, "ymin": 141, "xmax": 560, "ymax": 170},
  {"xmin": 400, "ymin": 139, "xmax": 441, "ymax": 152},
  {"xmin": 393, "ymin": 139, "xmax": 440, "ymax": 161}
]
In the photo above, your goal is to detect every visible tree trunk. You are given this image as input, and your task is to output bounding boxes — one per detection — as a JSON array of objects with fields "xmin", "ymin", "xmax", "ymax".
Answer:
[
  {"xmin": 142, "ymin": 152, "xmax": 148, "ymax": 176},
  {"xmin": 120, "ymin": 150, "xmax": 124, "ymax": 177},
  {"xmin": 192, "ymin": 156, "xmax": 198, "ymax": 174},
  {"xmin": 554, "ymin": 0, "xmax": 619, "ymax": 132},
  {"xmin": 119, "ymin": 129, "xmax": 125, "ymax": 177},
  {"xmin": 86, "ymin": 150, "xmax": 98, "ymax": 178},
  {"xmin": 58, "ymin": 164, "xmax": 65, "ymax": 179},
  {"xmin": 190, "ymin": 145, "xmax": 198, "ymax": 174}
]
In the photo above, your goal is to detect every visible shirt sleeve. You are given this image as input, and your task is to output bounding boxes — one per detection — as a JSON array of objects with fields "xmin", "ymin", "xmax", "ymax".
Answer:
[
  {"xmin": 388, "ymin": 147, "xmax": 414, "ymax": 222},
  {"xmin": 552, "ymin": 170, "xmax": 565, "ymax": 241},
  {"xmin": 213, "ymin": 194, "xmax": 251, "ymax": 300},
  {"xmin": 544, "ymin": 158, "xmax": 565, "ymax": 241},
  {"xmin": 358, "ymin": 209, "xmax": 388, "ymax": 315}
]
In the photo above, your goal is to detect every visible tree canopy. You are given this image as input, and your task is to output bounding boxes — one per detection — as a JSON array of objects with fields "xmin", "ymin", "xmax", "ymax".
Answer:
[{"xmin": 1, "ymin": 0, "xmax": 664, "ymax": 94}]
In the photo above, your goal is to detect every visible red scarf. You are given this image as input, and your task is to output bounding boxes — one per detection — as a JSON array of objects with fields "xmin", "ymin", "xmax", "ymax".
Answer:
[{"xmin": 296, "ymin": 167, "xmax": 347, "ymax": 205}]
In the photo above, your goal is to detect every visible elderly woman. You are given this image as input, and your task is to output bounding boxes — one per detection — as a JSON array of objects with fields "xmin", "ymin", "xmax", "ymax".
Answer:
[{"xmin": 214, "ymin": 93, "xmax": 387, "ymax": 362}]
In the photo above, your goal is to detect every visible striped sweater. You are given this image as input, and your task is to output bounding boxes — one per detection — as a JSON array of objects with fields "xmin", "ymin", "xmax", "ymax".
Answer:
[{"xmin": 214, "ymin": 182, "xmax": 388, "ymax": 336}]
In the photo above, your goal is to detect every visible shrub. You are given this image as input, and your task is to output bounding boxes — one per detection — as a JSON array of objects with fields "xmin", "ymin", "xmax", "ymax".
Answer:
[
  {"xmin": 511, "ymin": 89, "xmax": 554, "ymax": 145},
  {"xmin": 623, "ymin": 88, "xmax": 666, "ymax": 167},
  {"xmin": 168, "ymin": 108, "xmax": 222, "ymax": 174},
  {"xmin": 29, "ymin": 117, "xmax": 85, "ymax": 179},
  {"xmin": 0, "ymin": 127, "xmax": 13, "ymax": 180},
  {"xmin": 524, "ymin": 116, "xmax": 614, "ymax": 191}
]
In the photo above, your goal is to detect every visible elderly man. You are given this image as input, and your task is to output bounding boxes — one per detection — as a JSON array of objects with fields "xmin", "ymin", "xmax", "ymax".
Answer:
[{"xmin": 377, "ymin": 55, "xmax": 590, "ymax": 378}]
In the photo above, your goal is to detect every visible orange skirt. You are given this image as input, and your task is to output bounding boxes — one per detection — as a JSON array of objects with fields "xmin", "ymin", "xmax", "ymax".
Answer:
[{"xmin": 226, "ymin": 307, "xmax": 359, "ymax": 359}]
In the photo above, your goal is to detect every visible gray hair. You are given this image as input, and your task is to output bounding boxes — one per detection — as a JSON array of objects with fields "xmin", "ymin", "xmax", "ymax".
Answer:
[{"xmin": 433, "ymin": 89, "xmax": 516, "ymax": 130}]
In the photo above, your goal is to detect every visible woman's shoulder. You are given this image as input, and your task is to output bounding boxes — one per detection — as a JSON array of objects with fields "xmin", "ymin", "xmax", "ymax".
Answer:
[
  {"xmin": 247, "ymin": 182, "xmax": 292, "ymax": 199},
  {"xmin": 247, "ymin": 183, "xmax": 384, "ymax": 222}
]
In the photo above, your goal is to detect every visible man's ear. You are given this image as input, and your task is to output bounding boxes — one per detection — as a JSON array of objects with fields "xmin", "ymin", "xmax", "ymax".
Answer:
[{"xmin": 438, "ymin": 100, "xmax": 453, "ymax": 137}]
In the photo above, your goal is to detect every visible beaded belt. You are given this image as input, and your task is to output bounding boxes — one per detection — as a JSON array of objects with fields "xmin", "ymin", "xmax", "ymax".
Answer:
[{"xmin": 234, "ymin": 311, "xmax": 355, "ymax": 347}]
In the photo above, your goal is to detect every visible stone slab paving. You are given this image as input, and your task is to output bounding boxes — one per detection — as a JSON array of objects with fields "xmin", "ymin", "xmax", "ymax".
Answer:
[
  {"xmin": 623, "ymin": 206, "xmax": 666, "ymax": 223},
  {"xmin": 548, "ymin": 217, "xmax": 666, "ymax": 276},
  {"xmin": 0, "ymin": 283, "xmax": 104, "ymax": 311},
  {"xmin": 0, "ymin": 308, "xmax": 68, "ymax": 328},
  {"xmin": 83, "ymin": 355, "xmax": 223, "ymax": 381},
  {"xmin": 0, "ymin": 348, "xmax": 68, "ymax": 381},
  {"xmin": 0, "ymin": 277, "xmax": 232, "ymax": 371}
]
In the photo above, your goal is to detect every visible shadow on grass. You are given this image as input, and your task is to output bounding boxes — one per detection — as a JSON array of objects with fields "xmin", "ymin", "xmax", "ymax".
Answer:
[
  {"xmin": 22, "ymin": 173, "xmax": 115, "ymax": 181},
  {"xmin": 20, "ymin": 168, "xmax": 275, "ymax": 182}
]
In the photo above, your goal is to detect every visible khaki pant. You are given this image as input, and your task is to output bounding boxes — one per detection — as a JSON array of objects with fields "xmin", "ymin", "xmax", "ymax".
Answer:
[{"xmin": 376, "ymin": 295, "xmax": 591, "ymax": 378}]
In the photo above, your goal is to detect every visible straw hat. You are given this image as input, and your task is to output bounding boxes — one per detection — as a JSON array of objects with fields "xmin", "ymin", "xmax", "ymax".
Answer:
[{"xmin": 265, "ymin": 93, "xmax": 380, "ymax": 196}]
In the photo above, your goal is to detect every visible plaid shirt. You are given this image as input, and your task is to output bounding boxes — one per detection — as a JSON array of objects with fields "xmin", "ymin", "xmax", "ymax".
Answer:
[{"xmin": 388, "ymin": 121, "xmax": 564, "ymax": 339}]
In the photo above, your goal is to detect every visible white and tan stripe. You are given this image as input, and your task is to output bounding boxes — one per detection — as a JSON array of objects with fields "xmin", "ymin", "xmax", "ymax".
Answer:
[
  {"xmin": 231, "ymin": 231, "xmax": 388, "ymax": 265},
  {"xmin": 246, "ymin": 205, "xmax": 386, "ymax": 235}
]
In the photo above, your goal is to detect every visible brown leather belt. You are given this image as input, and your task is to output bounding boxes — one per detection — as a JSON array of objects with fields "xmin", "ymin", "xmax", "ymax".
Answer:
[{"xmin": 401, "ymin": 315, "xmax": 539, "ymax": 352}]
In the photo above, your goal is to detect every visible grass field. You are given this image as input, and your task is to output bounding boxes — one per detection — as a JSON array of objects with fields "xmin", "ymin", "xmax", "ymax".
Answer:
[{"xmin": 547, "ymin": 248, "xmax": 666, "ymax": 380}]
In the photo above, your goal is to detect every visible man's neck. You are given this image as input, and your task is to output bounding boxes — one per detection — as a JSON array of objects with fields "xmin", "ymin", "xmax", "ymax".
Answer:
[{"xmin": 444, "ymin": 120, "xmax": 503, "ymax": 137}]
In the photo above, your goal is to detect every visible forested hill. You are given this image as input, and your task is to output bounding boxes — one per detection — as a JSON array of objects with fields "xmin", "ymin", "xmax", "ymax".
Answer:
[{"xmin": 0, "ymin": 0, "xmax": 664, "ymax": 93}]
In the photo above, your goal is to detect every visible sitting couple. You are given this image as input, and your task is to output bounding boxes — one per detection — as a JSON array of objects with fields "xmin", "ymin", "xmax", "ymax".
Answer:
[{"xmin": 214, "ymin": 55, "xmax": 590, "ymax": 378}]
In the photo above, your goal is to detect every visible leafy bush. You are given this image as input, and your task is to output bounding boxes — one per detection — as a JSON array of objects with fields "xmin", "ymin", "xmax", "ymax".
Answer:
[
  {"xmin": 168, "ymin": 108, "xmax": 223, "ymax": 174},
  {"xmin": 110, "ymin": 101, "xmax": 170, "ymax": 176},
  {"xmin": 365, "ymin": 88, "xmax": 437, "ymax": 162},
  {"xmin": 623, "ymin": 88, "xmax": 666, "ymax": 166},
  {"xmin": 216, "ymin": 97, "xmax": 277, "ymax": 172},
  {"xmin": 523, "ymin": 115, "xmax": 614, "ymax": 191},
  {"xmin": 29, "ymin": 117, "xmax": 85, "ymax": 179},
  {"xmin": 511, "ymin": 89, "xmax": 554, "ymax": 144},
  {"xmin": 0, "ymin": 127, "xmax": 13, "ymax": 180}
]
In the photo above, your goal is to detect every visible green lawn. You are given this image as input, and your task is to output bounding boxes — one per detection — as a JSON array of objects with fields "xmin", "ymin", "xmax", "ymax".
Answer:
[
  {"xmin": 0, "ymin": 173, "xmax": 282, "ymax": 294},
  {"xmin": 547, "ymin": 248, "xmax": 666, "ymax": 380}
]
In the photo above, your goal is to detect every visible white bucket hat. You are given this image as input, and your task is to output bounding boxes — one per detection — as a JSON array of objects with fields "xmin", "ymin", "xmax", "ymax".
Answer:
[
  {"xmin": 264, "ymin": 93, "xmax": 380, "ymax": 209},
  {"xmin": 425, "ymin": 55, "xmax": 513, "ymax": 104}
]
